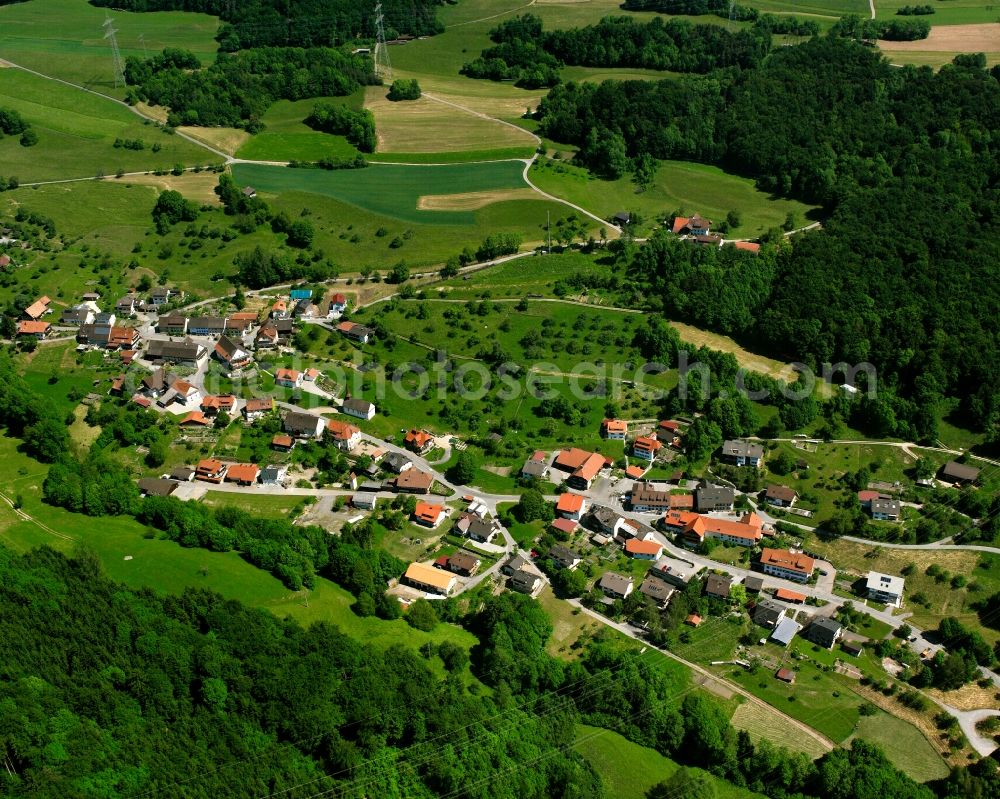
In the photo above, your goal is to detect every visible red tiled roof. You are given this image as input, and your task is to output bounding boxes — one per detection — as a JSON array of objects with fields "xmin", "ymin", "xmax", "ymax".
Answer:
[
  {"xmin": 196, "ymin": 458, "xmax": 224, "ymax": 473},
  {"xmin": 573, "ymin": 453, "xmax": 605, "ymax": 483},
  {"xmin": 633, "ymin": 435, "xmax": 662, "ymax": 453},
  {"xmin": 602, "ymin": 418, "xmax": 627, "ymax": 434},
  {"xmin": 669, "ymin": 494, "xmax": 694, "ymax": 509},
  {"xmin": 625, "ymin": 465, "xmax": 646, "ymax": 479},
  {"xmin": 327, "ymin": 419, "xmax": 359, "ymax": 442},
  {"xmin": 132, "ymin": 395, "xmax": 152, "ymax": 408},
  {"xmin": 332, "ymin": 293, "xmax": 346, "ymax": 304},
  {"xmin": 775, "ymin": 588, "xmax": 806, "ymax": 603},
  {"xmin": 551, "ymin": 518, "xmax": 578, "ymax": 534},
  {"xmin": 625, "ymin": 538, "xmax": 663, "ymax": 556},
  {"xmin": 404, "ymin": 429, "xmax": 433, "ymax": 448},
  {"xmin": 414, "ymin": 501, "xmax": 444, "ymax": 524},
  {"xmin": 275, "ymin": 368, "xmax": 300, "ymax": 382},
  {"xmin": 556, "ymin": 493, "xmax": 584, "ymax": 513},
  {"xmin": 672, "ymin": 216, "xmax": 690, "ymax": 234},
  {"xmin": 17, "ymin": 320, "xmax": 49, "ymax": 335},
  {"xmin": 226, "ymin": 463, "xmax": 260, "ymax": 483},
  {"xmin": 244, "ymin": 397, "xmax": 274, "ymax": 413},
  {"xmin": 180, "ymin": 411, "xmax": 210, "ymax": 426},
  {"xmin": 759, "ymin": 548, "xmax": 815, "ymax": 576},
  {"xmin": 659, "ymin": 420, "xmax": 680, "ymax": 432},
  {"xmin": 272, "ymin": 434, "xmax": 294, "ymax": 448}
]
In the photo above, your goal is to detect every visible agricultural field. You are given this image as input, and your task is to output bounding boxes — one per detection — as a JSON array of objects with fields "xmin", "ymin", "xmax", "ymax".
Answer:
[
  {"xmin": 876, "ymin": 0, "xmax": 1000, "ymax": 26},
  {"xmin": 529, "ymin": 156, "xmax": 820, "ymax": 238},
  {"xmin": 880, "ymin": 24, "xmax": 1000, "ymax": 67},
  {"xmin": 846, "ymin": 712, "xmax": 950, "ymax": 782},
  {"xmin": 0, "ymin": 0, "xmax": 219, "ymax": 97},
  {"xmin": 234, "ymin": 92, "xmax": 364, "ymax": 162},
  {"xmin": 729, "ymin": 701, "xmax": 831, "ymax": 760},
  {"xmin": 0, "ymin": 68, "xmax": 215, "ymax": 181}
]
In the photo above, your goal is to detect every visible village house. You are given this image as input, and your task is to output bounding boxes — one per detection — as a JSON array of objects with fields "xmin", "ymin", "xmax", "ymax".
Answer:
[
  {"xmin": 404, "ymin": 562, "xmax": 456, "ymax": 595},
  {"xmin": 720, "ymin": 439, "xmax": 764, "ymax": 468},
  {"xmin": 771, "ymin": 618, "xmax": 802, "ymax": 647},
  {"xmin": 695, "ymin": 482, "xmax": 735, "ymax": 511},
  {"xmin": 629, "ymin": 484, "xmax": 672, "ymax": 513},
  {"xmin": 115, "ymin": 295, "xmax": 137, "ymax": 317},
  {"xmin": 625, "ymin": 537, "xmax": 663, "ymax": 561},
  {"xmin": 586, "ymin": 505, "xmax": 628, "ymax": 539},
  {"xmin": 328, "ymin": 293, "xmax": 347, "ymax": 316},
  {"xmin": 214, "ymin": 336, "xmax": 252, "ymax": 371},
  {"xmin": 283, "ymin": 411, "xmax": 326, "ymax": 439},
  {"xmin": 757, "ymin": 548, "xmax": 815, "ymax": 583},
  {"xmin": 179, "ymin": 411, "xmax": 211, "ymax": 427},
  {"xmin": 744, "ymin": 575, "xmax": 765, "ymax": 593},
  {"xmin": 106, "ymin": 326, "xmax": 141, "ymax": 351},
  {"xmin": 775, "ymin": 588, "xmax": 806, "ymax": 604},
  {"xmin": 866, "ymin": 571, "xmax": 905, "ymax": 607},
  {"xmin": 728, "ymin": 240, "xmax": 761, "ymax": 254},
  {"xmin": 383, "ymin": 452, "xmax": 413, "ymax": 474},
  {"xmin": 326, "ymin": 419, "xmax": 361, "ymax": 451},
  {"xmin": 146, "ymin": 339, "xmax": 208, "ymax": 367},
  {"xmin": 341, "ymin": 397, "xmax": 376, "ymax": 421},
  {"xmin": 23, "ymin": 296, "xmax": 51, "ymax": 321},
  {"xmin": 548, "ymin": 545, "xmax": 582, "ymax": 571},
  {"xmin": 413, "ymin": 501, "xmax": 446, "ymax": 528},
  {"xmin": 243, "ymin": 397, "xmax": 274, "ymax": 423},
  {"xmin": 187, "ymin": 316, "xmax": 228, "ymax": 337},
  {"xmin": 225, "ymin": 464, "xmax": 260, "ymax": 486},
  {"xmin": 667, "ymin": 511, "xmax": 764, "ymax": 549},
  {"xmin": 598, "ymin": 571, "xmax": 634, "ymax": 600},
  {"xmin": 806, "ymin": 617, "xmax": 843, "ymax": 649},
  {"xmin": 551, "ymin": 517, "xmax": 578, "ymax": 537},
  {"xmin": 456, "ymin": 514, "xmax": 499, "ymax": 544},
  {"xmin": 271, "ymin": 433, "xmax": 295, "ymax": 452},
  {"xmin": 157, "ymin": 313, "xmax": 188, "ymax": 336},
  {"xmin": 170, "ymin": 465, "xmax": 197, "ymax": 482},
  {"xmin": 254, "ymin": 323, "xmax": 279, "ymax": 349},
  {"xmin": 259, "ymin": 465, "xmax": 286, "ymax": 485},
  {"xmin": 403, "ymin": 428, "xmax": 434, "ymax": 455},
  {"xmin": 352, "ymin": 491, "xmax": 377, "ymax": 510},
  {"xmin": 138, "ymin": 478, "xmax": 178, "ymax": 498},
  {"xmin": 274, "ymin": 368, "xmax": 303, "ymax": 388},
  {"xmin": 226, "ymin": 312, "xmax": 259, "ymax": 334},
  {"xmin": 394, "ymin": 468, "xmax": 434, "ymax": 494},
  {"xmin": 441, "ymin": 551, "xmax": 480, "ymax": 577},
  {"xmin": 552, "ymin": 447, "xmax": 607, "ymax": 490},
  {"xmin": 60, "ymin": 305, "xmax": 95, "ymax": 326},
  {"xmin": 509, "ymin": 570, "xmax": 543, "ymax": 595},
  {"xmin": 141, "ymin": 368, "xmax": 167, "ymax": 398},
  {"xmin": 765, "ymin": 484, "xmax": 798, "ymax": 508},
  {"xmin": 521, "ymin": 450, "xmax": 549, "ymax": 480},
  {"xmin": 195, "ymin": 458, "xmax": 227, "ymax": 483},
  {"xmin": 270, "ymin": 299, "xmax": 288, "ymax": 319},
  {"xmin": 556, "ymin": 492, "xmax": 586, "ymax": 521},
  {"xmin": 639, "ymin": 575, "xmax": 675, "ymax": 609},
  {"xmin": 632, "ymin": 435, "xmax": 662, "ymax": 462},
  {"xmin": 16, "ymin": 320, "xmax": 50, "ymax": 339},
  {"xmin": 939, "ymin": 460, "xmax": 980, "ymax": 485},
  {"xmin": 304, "ymin": 368, "xmax": 321, "ymax": 382},
  {"xmin": 671, "ymin": 214, "xmax": 712, "ymax": 236},
  {"xmin": 601, "ymin": 418, "xmax": 627, "ymax": 440},
  {"xmin": 169, "ymin": 379, "xmax": 202, "ymax": 406},
  {"xmin": 753, "ymin": 598, "xmax": 786, "ymax": 628},
  {"xmin": 655, "ymin": 419, "xmax": 682, "ymax": 445},
  {"xmin": 150, "ymin": 286, "xmax": 182, "ymax": 306},
  {"xmin": 337, "ymin": 321, "xmax": 372, "ymax": 343},
  {"xmin": 200, "ymin": 395, "xmax": 235, "ymax": 416},
  {"xmin": 705, "ymin": 574, "xmax": 733, "ymax": 599},
  {"xmin": 869, "ymin": 498, "xmax": 901, "ymax": 521}
]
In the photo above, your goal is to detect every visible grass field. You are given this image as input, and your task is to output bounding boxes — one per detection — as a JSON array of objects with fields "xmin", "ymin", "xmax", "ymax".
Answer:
[
  {"xmin": 0, "ymin": 0, "xmax": 219, "ymax": 97},
  {"xmin": 235, "ymin": 92, "xmax": 364, "ymax": 162},
  {"xmin": 0, "ymin": 68, "xmax": 215, "ymax": 181},
  {"xmin": 529, "ymin": 157, "xmax": 819, "ymax": 237},
  {"xmin": 200, "ymin": 492, "xmax": 305, "ymax": 518},
  {"xmin": 847, "ymin": 712, "xmax": 950, "ymax": 782},
  {"xmin": 876, "ymin": 0, "xmax": 1000, "ymax": 25},
  {"xmin": 729, "ymin": 701, "xmax": 831, "ymax": 759}
]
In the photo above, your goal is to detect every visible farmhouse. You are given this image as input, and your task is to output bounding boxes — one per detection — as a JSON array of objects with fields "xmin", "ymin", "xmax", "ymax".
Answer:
[
  {"xmin": 106, "ymin": 326, "xmax": 141, "ymax": 351},
  {"xmin": 16, "ymin": 320, "xmax": 50, "ymax": 338},
  {"xmin": 866, "ymin": 571, "xmax": 905, "ymax": 607},
  {"xmin": 187, "ymin": 316, "xmax": 227, "ymax": 337},
  {"xmin": 214, "ymin": 336, "xmax": 252, "ymax": 371},
  {"xmin": 671, "ymin": 214, "xmax": 712, "ymax": 236},
  {"xmin": 157, "ymin": 313, "xmax": 188, "ymax": 335},
  {"xmin": 394, "ymin": 468, "xmax": 434, "ymax": 494},
  {"xmin": 200, "ymin": 395, "xmax": 235, "ymax": 416},
  {"xmin": 342, "ymin": 397, "xmax": 376, "ymax": 420},
  {"xmin": 720, "ymin": 439, "xmax": 764, "ymax": 468},
  {"xmin": 404, "ymin": 562, "xmax": 456, "ymax": 595},
  {"xmin": 757, "ymin": 548, "xmax": 815, "ymax": 583},
  {"xmin": 146, "ymin": 339, "xmax": 207, "ymax": 366},
  {"xmin": 552, "ymin": 447, "xmax": 606, "ymax": 490},
  {"xmin": 283, "ymin": 411, "xmax": 326, "ymax": 439}
]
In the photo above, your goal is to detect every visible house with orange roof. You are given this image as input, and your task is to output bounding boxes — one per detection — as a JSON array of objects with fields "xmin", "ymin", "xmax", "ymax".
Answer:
[
  {"xmin": 304, "ymin": 368, "xmax": 321, "ymax": 382},
  {"xmin": 404, "ymin": 561, "xmax": 457, "ymax": 595},
  {"xmin": 214, "ymin": 336, "xmax": 252, "ymax": 370},
  {"xmin": 195, "ymin": 458, "xmax": 227, "ymax": 483},
  {"xmin": 552, "ymin": 447, "xmax": 608, "ymax": 490},
  {"xmin": 271, "ymin": 433, "xmax": 295, "ymax": 452},
  {"xmin": 775, "ymin": 588, "xmax": 806, "ymax": 604},
  {"xmin": 625, "ymin": 537, "xmax": 663, "ymax": 560},
  {"xmin": 106, "ymin": 326, "xmax": 141, "ymax": 350},
  {"xmin": 404, "ymin": 428, "xmax": 434, "ymax": 455},
  {"xmin": 671, "ymin": 214, "xmax": 711, "ymax": 236},
  {"xmin": 336, "ymin": 321, "xmax": 372, "ymax": 343},
  {"xmin": 632, "ymin": 435, "xmax": 662, "ymax": 462},
  {"xmin": 270, "ymin": 299, "xmax": 288, "ymax": 319},
  {"xmin": 274, "ymin": 368, "xmax": 302, "ymax": 388},
  {"xmin": 329, "ymin": 293, "xmax": 347, "ymax": 316},
  {"xmin": 556, "ymin": 492, "xmax": 586, "ymax": 521},
  {"xmin": 326, "ymin": 419, "xmax": 360, "ymax": 451},
  {"xmin": 243, "ymin": 397, "xmax": 274, "ymax": 422},
  {"xmin": 757, "ymin": 548, "xmax": 815, "ymax": 583},
  {"xmin": 16, "ymin": 320, "xmax": 50, "ymax": 338},
  {"xmin": 225, "ymin": 463, "xmax": 260, "ymax": 486},
  {"xmin": 625, "ymin": 464, "xmax": 646, "ymax": 480},
  {"xmin": 200, "ymin": 395, "xmax": 235, "ymax": 416},
  {"xmin": 413, "ymin": 501, "xmax": 446, "ymax": 528},
  {"xmin": 601, "ymin": 418, "xmax": 627, "ymax": 440},
  {"xmin": 23, "ymin": 296, "xmax": 51, "ymax": 320},
  {"xmin": 179, "ymin": 411, "xmax": 210, "ymax": 427},
  {"xmin": 255, "ymin": 323, "xmax": 279, "ymax": 349},
  {"xmin": 170, "ymin": 379, "xmax": 201, "ymax": 406}
]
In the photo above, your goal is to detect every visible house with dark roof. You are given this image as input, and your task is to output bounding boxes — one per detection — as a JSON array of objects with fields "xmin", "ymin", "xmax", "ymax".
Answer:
[
  {"xmin": 187, "ymin": 316, "xmax": 227, "ymax": 337},
  {"xmin": 509, "ymin": 570, "xmax": 542, "ymax": 595},
  {"xmin": 146, "ymin": 339, "xmax": 207, "ymax": 366},
  {"xmin": 444, "ymin": 551, "xmax": 480, "ymax": 577},
  {"xmin": 394, "ymin": 468, "xmax": 434, "ymax": 494},
  {"xmin": 806, "ymin": 617, "xmax": 843, "ymax": 649},
  {"xmin": 765, "ymin": 484, "xmax": 797, "ymax": 508},
  {"xmin": 940, "ymin": 460, "xmax": 980, "ymax": 485},
  {"xmin": 585, "ymin": 505, "xmax": 628, "ymax": 538},
  {"xmin": 753, "ymin": 599, "xmax": 786, "ymax": 628},
  {"xmin": 696, "ymin": 482, "xmax": 734, "ymax": 511},
  {"xmin": 521, "ymin": 451, "xmax": 549, "ymax": 480},
  {"xmin": 342, "ymin": 397, "xmax": 376, "ymax": 421},
  {"xmin": 115, "ymin": 295, "xmax": 137, "ymax": 317},
  {"xmin": 283, "ymin": 411, "xmax": 326, "ymax": 439},
  {"xmin": 157, "ymin": 313, "xmax": 188, "ymax": 335},
  {"xmin": 639, "ymin": 575, "xmax": 674, "ymax": 609},
  {"xmin": 383, "ymin": 452, "xmax": 413, "ymax": 474},
  {"xmin": 720, "ymin": 439, "xmax": 764, "ymax": 468},
  {"xmin": 599, "ymin": 571, "xmax": 634, "ymax": 600},
  {"xmin": 138, "ymin": 478, "xmax": 178, "ymax": 497},
  {"xmin": 548, "ymin": 545, "xmax": 582, "ymax": 571},
  {"xmin": 336, "ymin": 321, "xmax": 372, "ymax": 343},
  {"xmin": 214, "ymin": 336, "xmax": 252, "ymax": 371},
  {"xmin": 169, "ymin": 465, "xmax": 195, "ymax": 482},
  {"xmin": 255, "ymin": 323, "xmax": 279, "ymax": 349},
  {"xmin": 61, "ymin": 305, "xmax": 95, "ymax": 326},
  {"xmin": 869, "ymin": 498, "xmax": 901, "ymax": 521},
  {"xmin": 629, "ymin": 484, "xmax": 672, "ymax": 513},
  {"xmin": 705, "ymin": 574, "xmax": 733, "ymax": 599},
  {"xmin": 457, "ymin": 514, "xmax": 499, "ymax": 544}
]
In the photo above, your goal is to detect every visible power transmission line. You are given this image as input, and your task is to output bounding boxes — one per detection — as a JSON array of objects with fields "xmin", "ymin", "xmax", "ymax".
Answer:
[
  {"xmin": 374, "ymin": 3, "xmax": 393, "ymax": 82},
  {"xmin": 102, "ymin": 15, "xmax": 126, "ymax": 88}
]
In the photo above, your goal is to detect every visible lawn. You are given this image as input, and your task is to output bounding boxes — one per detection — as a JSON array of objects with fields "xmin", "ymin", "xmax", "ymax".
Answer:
[
  {"xmin": 847, "ymin": 712, "xmax": 949, "ymax": 783},
  {"xmin": 235, "ymin": 92, "xmax": 364, "ymax": 163},
  {"xmin": 0, "ymin": 68, "xmax": 215, "ymax": 181},
  {"xmin": 529, "ymin": 157, "xmax": 819, "ymax": 238},
  {"xmin": 0, "ymin": 0, "xmax": 220, "ymax": 98},
  {"xmin": 575, "ymin": 724, "xmax": 766, "ymax": 799},
  {"xmin": 200, "ymin": 492, "xmax": 305, "ymax": 519}
]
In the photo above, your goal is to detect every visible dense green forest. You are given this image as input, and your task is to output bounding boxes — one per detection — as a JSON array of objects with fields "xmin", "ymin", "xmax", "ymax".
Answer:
[
  {"xmin": 124, "ymin": 46, "xmax": 376, "ymax": 130},
  {"xmin": 537, "ymin": 37, "xmax": 1000, "ymax": 440},
  {"xmin": 89, "ymin": 0, "xmax": 446, "ymax": 49}
]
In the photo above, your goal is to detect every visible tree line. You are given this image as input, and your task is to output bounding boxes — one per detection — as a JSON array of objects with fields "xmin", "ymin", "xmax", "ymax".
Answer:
[
  {"xmin": 306, "ymin": 102, "xmax": 377, "ymax": 152},
  {"xmin": 536, "ymin": 36, "xmax": 1000, "ymax": 440},
  {"xmin": 89, "ymin": 0, "xmax": 446, "ymax": 50}
]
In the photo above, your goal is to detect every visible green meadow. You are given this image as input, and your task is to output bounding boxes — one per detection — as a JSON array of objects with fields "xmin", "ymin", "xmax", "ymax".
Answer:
[
  {"xmin": 0, "ymin": 0, "xmax": 219, "ymax": 97},
  {"xmin": 0, "ymin": 68, "xmax": 214, "ymax": 181},
  {"xmin": 876, "ymin": 0, "xmax": 999, "ymax": 25}
]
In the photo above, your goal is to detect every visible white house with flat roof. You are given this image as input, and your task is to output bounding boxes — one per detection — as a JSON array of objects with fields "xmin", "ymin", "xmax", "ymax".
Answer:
[{"xmin": 866, "ymin": 571, "xmax": 904, "ymax": 607}]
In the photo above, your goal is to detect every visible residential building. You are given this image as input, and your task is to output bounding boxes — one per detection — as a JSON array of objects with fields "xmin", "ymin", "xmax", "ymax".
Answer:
[
  {"xmin": 413, "ymin": 501, "xmax": 446, "ymax": 528},
  {"xmin": 671, "ymin": 214, "xmax": 712, "ymax": 236},
  {"xmin": 293, "ymin": 299, "xmax": 319, "ymax": 320},
  {"xmin": 141, "ymin": 369, "xmax": 166, "ymax": 397},
  {"xmin": 639, "ymin": 575, "xmax": 674, "ymax": 609},
  {"xmin": 304, "ymin": 367, "xmax": 321, "ymax": 382},
  {"xmin": 586, "ymin": 505, "xmax": 628, "ymax": 538},
  {"xmin": 705, "ymin": 574, "xmax": 733, "ymax": 599},
  {"xmin": 342, "ymin": 397, "xmax": 376, "ymax": 421},
  {"xmin": 106, "ymin": 326, "xmax": 141, "ymax": 351},
  {"xmin": 227, "ymin": 312, "xmax": 258, "ymax": 333},
  {"xmin": 394, "ymin": 468, "xmax": 434, "ymax": 494},
  {"xmin": 404, "ymin": 429, "xmax": 434, "ymax": 455},
  {"xmin": 548, "ymin": 545, "xmax": 582, "ymax": 571},
  {"xmin": 670, "ymin": 512, "xmax": 763, "ymax": 549},
  {"xmin": 157, "ymin": 313, "xmax": 188, "ymax": 335},
  {"xmin": 940, "ymin": 460, "xmax": 980, "ymax": 485},
  {"xmin": 169, "ymin": 379, "xmax": 201, "ymax": 406},
  {"xmin": 807, "ymin": 618, "xmax": 843, "ymax": 649},
  {"xmin": 509, "ymin": 570, "xmax": 542, "ymax": 594},
  {"xmin": 23, "ymin": 296, "xmax": 51, "ymax": 320},
  {"xmin": 150, "ymin": 286, "xmax": 182, "ymax": 305},
  {"xmin": 599, "ymin": 571, "xmax": 634, "ymax": 600},
  {"xmin": 521, "ymin": 450, "xmax": 549, "ymax": 480},
  {"xmin": 771, "ymin": 618, "xmax": 802, "ymax": 647},
  {"xmin": 404, "ymin": 562, "xmax": 456, "ymax": 595},
  {"xmin": 744, "ymin": 575, "xmax": 765, "ymax": 593},
  {"xmin": 720, "ymin": 439, "xmax": 764, "ymax": 468},
  {"xmin": 629, "ymin": 484, "xmax": 672, "ymax": 513},
  {"xmin": 137, "ymin": 478, "xmax": 178, "ymax": 498},
  {"xmin": 179, "ymin": 411, "xmax": 210, "ymax": 427},
  {"xmin": 457, "ymin": 515, "xmax": 499, "ymax": 544},
  {"xmin": 870, "ymin": 498, "xmax": 901, "ymax": 521},
  {"xmin": 200, "ymin": 395, "xmax": 235, "ymax": 416},
  {"xmin": 16, "ymin": 320, "xmax": 50, "ymax": 338},
  {"xmin": 214, "ymin": 336, "xmax": 252, "ymax": 371},
  {"xmin": 329, "ymin": 293, "xmax": 347, "ymax": 316},
  {"xmin": 632, "ymin": 435, "xmax": 662, "ymax": 462},
  {"xmin": 753, "ymin": 599, "xmax": 786, "ymax": 628},
  {"xmin": 170, "ymin": 465, "xmax": 195, "ymax": 482},
  {"xmin": 188, "ymin": 316, "xmax": 227, "ymax": 337},
  {"xmin": 326, "ymin": 419, "xmax": 360, "ymax": 451},
  {"xmin": 383, "ymin": 452, "xmax": 413, "ymax": 474},
  {"xmin": 115, "ymin": 295, "xmax": 137, "ymax": 317},
  {"xmin": 552, "ymin": 447, "xmax": 606, "ymax": 490},
  {"xmin": 225, "ymin": 464, "xmax": 260, "ymax": 486},
  {"xmin": 650, "ymin": 556, "xmax": 699, "ymax": 588},
  {"xmin": 443, "ymin": 552, "xmax": 480, "ymax": 577},
  {"xmin": 501, "ymin": 554, "xmax": 530, "ymax": 577},
  {"xmin": 255, "ymin": 324, "xmax": 279, "ymax": 349},
  {"xmin": 656, "ymin": 419, "xmax": 682, "ymax": 444},
  {"xmin": 866, "ymin": 571, "xmax": 905, "ymax": 607},
  {"xmin": 195, "ymin": 459, "xmax": 227, "ymax": 483},
  {"xmin": 765, "ymin": 484, "xmax": 798, "ymax": 508},
  {"xmin": 601, "ymin": 418, "xmax": 627, "ymax": 440},
  {"xmin": 243, "ymin": 397, "xmax": 274, "ymax": 423},
  {"xmin": 271, "ymin": 434, "xmax": 295, "ymax": 452},
  {"xmin": 551, "ymin": 518, "xmax": 578, "ymax": 536},
  {"xmin": 270, "ymin": 299, "xmax": 288, "ymax": 319},
  {"xmin": 283, "ymin": 411, "xmax": 326, "ymax": 439},
  {"xmin": 60, "ymin": 305, "xmax": 95, "ymax": 326},
  {"xmin": 260, "ymin": 465, "xmax": 287, "ymax": 486},
  {"xmin": 146, "ymin": 339, "xmax": 207, "ymax": 366},
  {"xmin": 669, "ymin": 494, "xmax": 694, "ymax": 510},
  {"xmin": 556, "ymin": 492, "xmax": 586, "ymax": 520},
  {"xmin": 775, "ymin": 588, "xmax": 806, "ymax": 604},
  {"xmin": 625, "ymin": 537, "xmax": 663, "ymax": 560},
  {"xmin": 695, "ymin": 482, "xmax": 735, "ymax": 511},
  {"xmin": 337, "ymin": 321, "xmax": 372, "ymax": 343},
  {"xmin": 352, "ymin": 491, "xmax": 377, "ymax": 510},
  {"xmin": 274, "ymin": 368, "xmax": 302, "ymax": 388},
  {"xmin": 758, "ymin": 548, "xmax": 815, "ymax": 583}
]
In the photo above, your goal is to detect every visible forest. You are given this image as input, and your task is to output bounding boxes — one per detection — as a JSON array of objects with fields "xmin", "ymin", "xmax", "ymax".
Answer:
[
  {"xmin": 536, "ymin": 36, "xmax": 1000, "ymax": 440},
  {"xmin": 124, "ymin": 46, "xmax": 377, "ymax": 130},
  {"xmin": 89, "ymin": 0, "xmax": 446, "ymax": 49}
]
